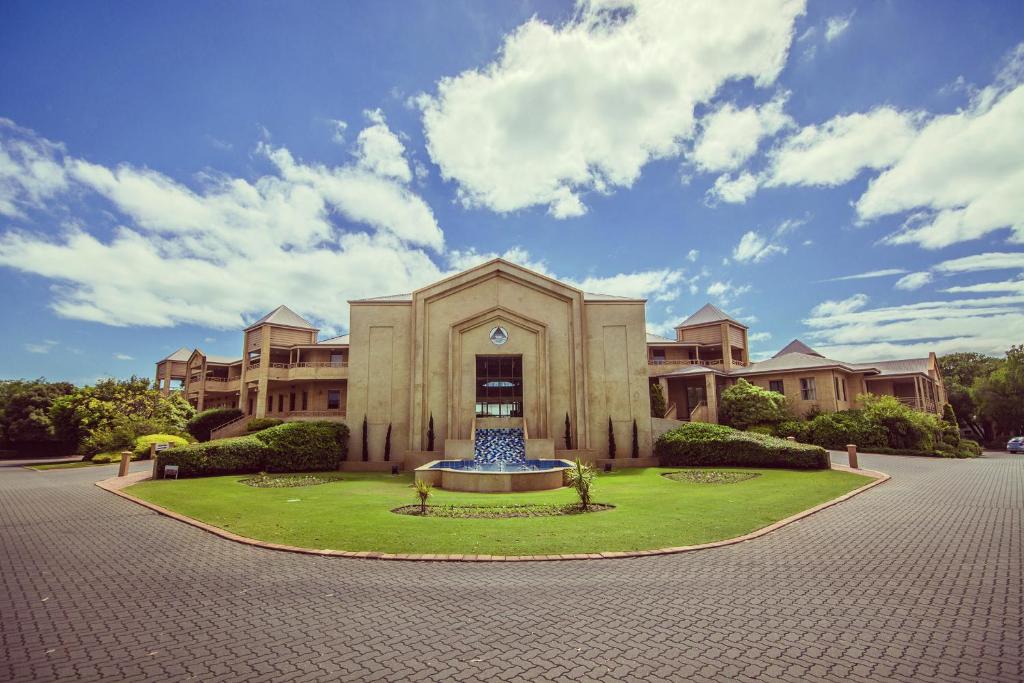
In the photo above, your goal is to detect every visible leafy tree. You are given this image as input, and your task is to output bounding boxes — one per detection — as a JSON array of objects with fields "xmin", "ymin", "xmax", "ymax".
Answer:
[
  {"xmin": 939, "ymin": 352, "xmax": 1000, "ymax": 430},
  {"xmin": 859, "ymin": 393, "xmax": 943, "ymax": 450},
  {"xmin": 972, "ymin": 345, "xmax": 1024, "ymax": 438},
  {"xmin": 564, "ymin": 412, "xmax": 572, "ymax": 449},
  {"xmin": 718, "ymin": 379, "xmax": 787, "ymax": 430},
  {"xmin": 649, "ymin": 382, "xmax": 667, "ymax": 418},
  {"xmin": 607, "ymin": 417, "xmax": 616, "ymax": 458},
  {"xmin": 0, "ymin": 379, "xmax": 75, "ymax": 453}
]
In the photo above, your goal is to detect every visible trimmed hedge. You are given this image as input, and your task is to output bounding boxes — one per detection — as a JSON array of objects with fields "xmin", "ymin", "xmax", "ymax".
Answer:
[
  {"xmin": 157, "ymin": 421, "xmax": 350, "ymax": 477},
  {"xmin": 132, "ymin": 433, "xmax": 189, "ymax": 460},
  {"xmin": 186, "ymin": 408, "xmax": 243, "ymax": 442},
  {"xmin": 655, "ymin": 422, "xmax": 830, "ymax": 470},
  {"xmin": 246, "ymin": 417, "xmax": 283, "ymax": 433}
]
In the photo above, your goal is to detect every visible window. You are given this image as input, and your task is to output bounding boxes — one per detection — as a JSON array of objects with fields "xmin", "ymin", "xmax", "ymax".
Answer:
[
  {"xmin": 327, "ymin": 389, "xmax": 340, "ymax": 410},
  {"xmin": 800, "ymin": 377, "xmax": 817, "ymax": 401},
  {"xmin": 475, "ymin": 355, "xmax": 523, "ymax": 417},
  {"xmin": 278, "ymin": 395, "xmax": 284, "ymax": 412},
  {"xmin": 248, "ymin": 398, "xmax": 254, "ymax": 415},
  {"xmin": 302, "ymin": 391, "xmax": 308, "ymax": 410},
  {"xmin": 330, "ymin": 351, "xmax": 345, "ymax": 366},
  {"xmin": 289, "ymin": 392, "xmax": 296, "ymax": 411},
  {"xmin": 769, "ymin": 379, "xmax": 785, "ymax": 394},
  {"xmin": 842, "ymin": 378, "xmax": 848, "ymax": 401},
  {"xmin": 266, "ymin": 395, "xmax": 272, "ymax": 413},
  {"xmin": 651, "ymin": 349, "xmax": 666, "ymax": 364},
  {"xmin": 834, "ymin": 377, "xmax": 840, "ymax": 401}
]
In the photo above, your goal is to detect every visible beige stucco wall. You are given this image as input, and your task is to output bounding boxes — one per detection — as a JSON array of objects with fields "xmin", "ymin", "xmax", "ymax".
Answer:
[
  {"xmin": 746, "ymin": 369, "xmax": 861, "ymax": 417},
  {"xmin": 345, "ymin": 261, "xmax": 653, "ymax": 462}
]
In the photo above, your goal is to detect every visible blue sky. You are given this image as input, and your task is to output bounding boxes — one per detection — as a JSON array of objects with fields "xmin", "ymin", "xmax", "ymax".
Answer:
[{"xmin": 1, "ymin": 0, "xmax": 1022, "ymax": 384}]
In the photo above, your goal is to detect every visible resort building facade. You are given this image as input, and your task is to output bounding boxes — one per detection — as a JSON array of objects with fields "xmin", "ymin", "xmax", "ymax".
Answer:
[{"xmin": 157, "ymin": 258, "xmax": 947, "ymax": 464}]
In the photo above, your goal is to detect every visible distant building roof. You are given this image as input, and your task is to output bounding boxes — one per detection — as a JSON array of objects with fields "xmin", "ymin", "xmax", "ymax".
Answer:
[
  {"xmin": 350, "ymin": 293, "xmax": 413, "ymax": 303},
  {"xmin": 646, "ymin": 332, "xmax": 675, "ymax": 344},
  {"xmin": 206, "ymin": 354, "xmax": 241, "ymax": 365},
  {"xmin": 773, "ymin": 339, "xmax": 823, "ymax": 358},
  {"xmin": 246, "ymin": 305, "xmax": 317, "ymax": 330},
  {"xmin": 161, "ymin": 347, "xmax": 192, "ymax": 362},
  {"xmin": 735, "ymin": 352, "xmax": 871, "ymax": 376},
  {"xmin": 852, "ymin": 358, "xmax": 931, "ymax": 376},
  {"xmin": 583, "ymin": 292, "xmax": 645, "ymax": 302},
  {"xmin": 318, "ymin": 334, "xmax": 350, "ymax": 345},
  {"xmin": 677, "ymin": 303, "xmax": 748, "ymax": 329}
]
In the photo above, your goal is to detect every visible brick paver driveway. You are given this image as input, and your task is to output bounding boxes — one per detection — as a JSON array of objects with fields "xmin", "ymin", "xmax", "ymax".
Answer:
[{"xmin": 1, "ymin": 453, "xmax": 1021, "ymax": 682}]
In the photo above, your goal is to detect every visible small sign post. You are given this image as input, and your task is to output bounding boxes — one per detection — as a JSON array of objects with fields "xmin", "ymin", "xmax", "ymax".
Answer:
[{"xmin": 118, "ymin": 451, "xmax": 132, "ymax": 477}]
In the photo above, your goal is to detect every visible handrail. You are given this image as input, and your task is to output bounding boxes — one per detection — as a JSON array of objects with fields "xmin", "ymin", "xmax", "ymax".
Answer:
[
  {"xmin": 664, "ymin": 402, "xmax": 676, "ymax": 419},
  {"xmin": 689, "ymin": 400, "xmax": 707, "ymax": 422}
]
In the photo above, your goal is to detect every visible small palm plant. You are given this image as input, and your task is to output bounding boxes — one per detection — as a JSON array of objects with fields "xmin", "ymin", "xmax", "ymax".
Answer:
[
  {"xmin": 565, "ymin": 457, "xmax": 597, "ymax": 511},
  {"xmin": 413, "ymin": 478, "xmax": 433, "ymax": 515}
]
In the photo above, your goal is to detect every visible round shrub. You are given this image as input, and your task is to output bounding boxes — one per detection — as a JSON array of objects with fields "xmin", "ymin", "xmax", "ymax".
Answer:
[
  {"xmin": 774, "ymin": 419, "xmax": 810, "ymax": 442},
  {"xmin": 132, "ymin": 433, "xmax": 189, "ymax": 460},
  {"xmin": 157, "ymin": 435, "xmax": 267, "ymax": 477},
  {"xmin": 253, "ymin": 421, "xmax": 350, "ymax": 472},
  {"xmin": 246, "ymin": 417, "xmax": 283, "ymax": 433},
  {"xmin": 718, "ymin": 379, "xmax": 787, "ymax": 430},
  {"xmin": 655, "ymin": 422, "xmax": 830, "ymax": 469},
  {"xmin": 186, "ymin": 408, "xmax": 243, "ymax": 442},
  {"xmin": 805, "ymin": 410, "xmax": 886, "ymax": 451}
]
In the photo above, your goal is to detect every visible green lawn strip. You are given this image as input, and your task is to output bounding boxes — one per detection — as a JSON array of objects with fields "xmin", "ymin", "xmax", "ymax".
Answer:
[
  {"xmin": 126, "ymin": 467, "xmax": 872, "ymax": 556},
  {"xmin": 30, "ymin": 460, "xmax": 108, "ymax": 471}
]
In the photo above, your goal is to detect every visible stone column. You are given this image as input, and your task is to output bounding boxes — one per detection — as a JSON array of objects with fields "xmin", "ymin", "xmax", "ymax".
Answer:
[
  {"xmin": 720, "ymin": 323, "xmax": 733, "ymax": 370},
  {"xmin": 658, "ymin": 377, "xmax": 670, "ymax": 418},
  {"xmin": 254, "ymin": 328, "xmax": 271, "ymax": 418},
  {"xmin": 704, "ymin": 373, "xmax": 718, "ymax": 424}
]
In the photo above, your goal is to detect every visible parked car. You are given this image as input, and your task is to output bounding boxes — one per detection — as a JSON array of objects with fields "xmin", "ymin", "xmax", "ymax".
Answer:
[{"xmin": 1008, "ymin": 437, "xmax": 1024, "ymax": 454}]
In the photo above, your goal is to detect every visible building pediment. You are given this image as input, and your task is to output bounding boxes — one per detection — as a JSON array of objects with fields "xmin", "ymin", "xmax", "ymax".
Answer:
[{"xmin": 414, "ymin": 258, "xmax": 582, "ymax": 306}]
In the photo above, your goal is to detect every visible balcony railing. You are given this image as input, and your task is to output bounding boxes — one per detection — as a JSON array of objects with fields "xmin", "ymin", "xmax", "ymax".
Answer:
[
  {"xmin": 895, "ymin": 396, "xmax": 938, "ymax": 413},
  {"xmin": 648, "ymin": 359, "xmax": 748, "ymax": 368},
  {"xmin": 268, "ymin": 361, "xmax": 348, "ymax": 369}
]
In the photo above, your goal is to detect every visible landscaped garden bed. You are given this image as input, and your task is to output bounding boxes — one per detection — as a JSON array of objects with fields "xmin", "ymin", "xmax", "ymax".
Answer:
[
  {"xmin": 125, "ymin": 467, "xmax": 871, "ymax": 556},
  {"xmin": 662, "ymin": 470, "xmax": 760, "ymax": 484},
  {"xmin": 391, "ymin": 502, "xmax": 615, "ymax": 518}
]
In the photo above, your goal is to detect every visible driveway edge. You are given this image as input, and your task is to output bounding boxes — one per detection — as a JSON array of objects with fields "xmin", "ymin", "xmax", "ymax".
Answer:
[{"xmin": 96, "ymin": 464, "xmax": 888, "ymax": 562}]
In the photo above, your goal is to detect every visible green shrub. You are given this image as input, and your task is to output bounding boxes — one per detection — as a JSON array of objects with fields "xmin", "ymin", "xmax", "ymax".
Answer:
[
  {"xmin": 718, "ymin": 379, "xmax": 787, "ymax": 430},
  {"xmin": 655, "ymin": 422, "xmax": 830, "ymax": 470},
  {"xmin": 246, "ymin": 417, "xmax": 283, "ymax": 433},
  {"xmin": 157, "ymin": 436, "xmax": 267, "ymax": 477},
  {"xmin": 774, "ymin": 419, "xmax": 810, "ymax": 442},
  {"xmin": 186, "ymin": 408, "xmax": 243, "ymax": 442},
  {"xmin": 746, "ymin": 424, "xmax": 775, "ymax": 436},
  {"xmin": 860, "ymin": 394, "xmax": 943, "ymax": 451},
  {"xmin": 957, "ymin": 439, "xmax": 982, "ymax": 458},
  {"xmin": 804, "ymin": 410, "xmax": 886, "ymax": 451},
  {"xmin": 132, "ymin": 433, "xmax": 189, "ymax": 460},
  {"xmin": 81, "ymin": 425, "xmax": 136, "ymax": 458},
  {"xmin": 254, "ymin": 421, "xmax": 349, "ymax": 472},
  {"xmin": 649, "ymin": 382, "xmax": 667, "ymax": 418}
]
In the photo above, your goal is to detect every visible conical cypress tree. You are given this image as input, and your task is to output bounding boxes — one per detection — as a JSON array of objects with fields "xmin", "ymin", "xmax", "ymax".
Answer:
[
  {"xmin": 384, "ymin": 423, "xmax": 392, "ymax": 461},
  {"xmin": 427, "ymin": 413, "xmax": 435, "ymax": 452},
  {"xmin": 632, "ymin": 419, "xmax": 639, "ymax": 458},
  {"xmin": 564, "ymin": 412, "xmax": 572, "ymax": 449},
  {"xmin": 362, "ymin": 415, "xmax": 369, "ymax": 462},
  {"xmin": 608, "ymin": 417, "xmax": 616, "ymax": 459}
]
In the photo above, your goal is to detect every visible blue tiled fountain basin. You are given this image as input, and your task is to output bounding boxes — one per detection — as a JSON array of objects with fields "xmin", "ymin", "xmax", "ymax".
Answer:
[{"xmin": 428, "ymin": 459, "xmax": 573, "ymax": 473}]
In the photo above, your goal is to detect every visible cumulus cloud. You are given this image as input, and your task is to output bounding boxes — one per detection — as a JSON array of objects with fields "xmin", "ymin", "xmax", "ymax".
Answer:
[
  {"xmin": 707, "ymin": 171, "xmax": 759, "ymax": 204},
  {"xmin": 732, "ymin": 230, "xmax": 787, "ymax": 263},
  {"xmin": 824, "ymin": 12, "xmax": 854, "ymax": 42},
  {"xmin": 706, "ymin": 280, "xmax": 751, "ymax": 304},
  {"xmin": 894, "ymin": 271, "xmax": 933, "ymax": 291},
  {"xmin": 810, "ymin": 293, "xmax": 868, "ymax": 317},
  {"xmin": 764, "ymin": 107, "xmax": 920, "ymax": 189},
  {"xmin": 418, "ymin": 0, "xmax": 805, "ymax": 217},
  {"xmin": 354, "ymin": 109, "xmax": 412, "ymax": 182},
  {"xmin": 748, "ymin": 331, "xmax": 772, "ymax": 343},
  {"xmin": 692, "ymin": 93, "xmax": 793, "ymax": 173},
  {"xmin": 0, "ymin": 119, "xmax": 69, "ymax": 218}
]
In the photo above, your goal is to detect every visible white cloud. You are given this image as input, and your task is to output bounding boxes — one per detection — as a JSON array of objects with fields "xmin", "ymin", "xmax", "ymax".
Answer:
[
  {"xmin": 707, "ymin": 171, "xmax": 758, "ymax": 204},
  {"xmin": 732, "ymin": 230, "xmax": 787, "ymax": 263},
  {"xmin": 803, "ymin": 293, "xmax": 1024, "ymax": 360},
  {"xmin": 748, "ymin": 331, "xmax": 772, "ymax": 343},
  {"xmin": 686, "ymin": 249, "xmax": 699, "ymax": 262},
  {"xmin": 810, "ymin": 293, "xmax": 868, "ymax": 317},
  {"xmin": 24, "ymin": 339, "xmax": 58, "ymax": 354},
  {"xmin": 765, "ymin": 107, "xmax": 920, "ymax": 189},
  {"xmin": 932, "ymin": 251, "xmax": 1024, "ymax": 274},
  {"xmin": 0, "ymin": 119, "xmax": 69, "ymax": 218},
  {"xmin": 824, "ymin": 12, "xmax": 854, "ymax": 42},
  {"xmin": 941, "ymin": 277, "xmax": 1024, "ymax": 294},
  {"xmin": 113, "ymin": 353, "xmax": 135, "ymax": 361},
  {"xmin": 894, "ymin": 271, "xmax": 933, "ymax": 291},
  {"xmin": 354, "ymin": 109, "xmax": 412, "ymax": 182},
  {"xmin": 418, "ymin": 0, "xmax": 806, "ymax": 217},
  {"xmin": 826, "ymin": 268, "xmax": 908, "ymax": 281},
  {"xmin": 860, "ymin": 48, "xmax": 1024, "ymax": 248},
  {"xmin": 328, "ymin": 119, "xmax": 348, "ymax": 144},
  {"xmin": 706, "ymin": 280, "xmax": 751, "ymax": 304},
  {"xmin": 692, "ymin": 94, "xmax": 793, "ymax": 173}
]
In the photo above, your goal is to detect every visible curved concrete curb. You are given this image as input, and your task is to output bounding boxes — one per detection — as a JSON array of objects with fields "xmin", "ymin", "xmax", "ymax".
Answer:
[{"xmin": 96, "ymin": 465, "xmax": 888, "ymax": 562}]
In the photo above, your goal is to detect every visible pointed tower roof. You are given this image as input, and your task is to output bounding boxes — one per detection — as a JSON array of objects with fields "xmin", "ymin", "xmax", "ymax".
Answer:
[
  {"xmin": 676, "ymin": 303, "xmax": 747, "ymax": 329},
  {"xmin": 161, "ymin": 347, "xmax": 193, "ymax": 362},
  {"xmin": 245, "ymin": 305, "xmax": 317, "ymax": 331},
  {"xmin": 773, "ymin": 339, "xmax": 823, "ymax": 358}
]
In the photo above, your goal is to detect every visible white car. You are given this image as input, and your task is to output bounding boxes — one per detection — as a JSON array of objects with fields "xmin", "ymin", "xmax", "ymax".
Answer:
[{"xmin": 1008, "ymin": 437, "xmax": 1024, "ymax": 454}]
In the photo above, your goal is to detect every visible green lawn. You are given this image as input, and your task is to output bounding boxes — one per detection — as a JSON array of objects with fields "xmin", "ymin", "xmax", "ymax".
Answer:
[{"xmin": 126, "ymin": 467, "xmax": 871, "ymax": 555}]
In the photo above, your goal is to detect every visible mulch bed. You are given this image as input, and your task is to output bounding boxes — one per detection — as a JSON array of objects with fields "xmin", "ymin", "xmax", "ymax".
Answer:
[
  {"xmin": 392, "ymin": 503, "xmax": 614, "ymax": 518},
  {"xmin": 662, "ymin": 470, "xmax": 761, "ymax": 485}
]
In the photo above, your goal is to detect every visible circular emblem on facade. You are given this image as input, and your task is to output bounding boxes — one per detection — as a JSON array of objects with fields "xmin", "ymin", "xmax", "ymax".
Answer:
[{"xmin": 489, "ymin": 326, "xmax": 509, "ymax": 346}]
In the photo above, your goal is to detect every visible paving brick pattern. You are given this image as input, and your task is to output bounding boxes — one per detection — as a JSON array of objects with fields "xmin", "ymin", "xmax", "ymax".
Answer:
[{"xmin": 1, "ymin": 453, "xmax": 1021, "ymax": 682}]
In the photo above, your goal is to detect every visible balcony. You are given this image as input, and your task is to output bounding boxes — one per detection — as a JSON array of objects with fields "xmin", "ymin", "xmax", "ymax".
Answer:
[
  {"xmin": 647, "ymin": 358, "xmax": 748, "ymax": 374},
  {"xmin": 265, "ymin": 361, "xmax": 349, "ymax": 381},
  {"xmin": 203, "ymin": 377, "xmax": 241, "ymax": 392},
  {"xmin": 894, "ymin": 396, "xmax": 938, "ymax": 413}
]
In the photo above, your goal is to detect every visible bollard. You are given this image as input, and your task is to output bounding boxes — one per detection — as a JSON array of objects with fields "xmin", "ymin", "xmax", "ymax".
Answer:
[
  {"xmin": 118, "ymin": 450, "xmax": 133, "ymax": 477},
  {"xmin": 786, "ymin": 436, "xmax": 796, "ymax": 442},
  {"xmin": 846, "ymin": 444, "xmax": 859, "ymax": 469}
]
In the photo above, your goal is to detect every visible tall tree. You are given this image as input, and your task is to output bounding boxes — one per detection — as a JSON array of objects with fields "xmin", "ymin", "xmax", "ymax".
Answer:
[
  {"xmin": 607, "ymin": 417, "xmax": 616, "ymax": 459},
  {"xmin": 564, "ymin": 412, "xmax": 572, "ymax": 450}
]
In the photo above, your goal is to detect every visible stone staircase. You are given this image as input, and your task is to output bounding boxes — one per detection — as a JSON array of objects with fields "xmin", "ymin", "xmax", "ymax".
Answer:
[{"xmin": 474, "ymin": 428, "xmax": 526, "ymax": 464}]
